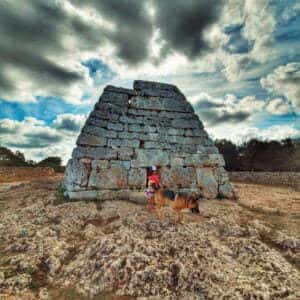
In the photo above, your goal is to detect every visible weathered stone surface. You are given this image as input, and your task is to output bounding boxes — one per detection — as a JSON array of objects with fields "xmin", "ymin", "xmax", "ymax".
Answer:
[
  {"xmin": 128, "ymin": 124, "xmax": 157, "ymax": 133},
  {"xmin": 130, "ymin": 96, "xmax": 194, "ymax": 113},
  {"xmin": 184, "ymin": 154, "xmax": 208, "ymax": 166},
  {"xmin": 64, "ymin": 158, "xmax": 91, "ymax": 191},
  {"xmin": 110, "ymin": 160, "xmax": 131, "ymax": 170},
  {"xmin": 66, "ymin": 80, "xmax": 233, "ymax": 200},
  {"xmin": 90, "ymin": 109, "xmax": 119, "ymax": 122},
  {"xmin": 204, "ymin": 154, "xmax": 226, "ymax": 167},
  {"xmin": 128, "ymin": 168, "xmax": 147, "ymax": 188},
  {"xmin": 196, "ymin": 168, "xmax": 218, "ymax": 199},
  {"xmin": 171, "ymin": 118, "xmax": 200, "ymax": 129},
  {"xmin": 91, "ymin": 159, "xmax": 109, "ymax": 170},
  {"xmin": 67, "ymin": 190, "xmax": 98, "ymax": 200},
  {"xmin": 86, "ymin": 117, "xmax": 108, "ymax": 128},
  {"xmin": 120, "ymin": 115, "xmax": 144, "ymax": 124},
  {"xmin": 134, "ymin": 80, "xmax": 178, "ymax": 92},
  {"xmin": 133, "ymin": 149, "xmax": 169, "ymax": 167},
  {"xmin": 218, "ymin": 182, "xmax": 234, "ymax": 199},
  {"xmin": 77, "ymin": 133, "xmax": 107, "ymax": 147},
  {"xmin": 95, "ymin": 102, "xmax": 126, "ymax": 115},
  {"xmin": 128, "ymin": 108, "xmax": 158, "ymax": 116},
  {"xmin": 107, "ymin": 122, "xmax": 124, "ymax": 131},
  {"xmin": 100, "ymin": 91, "xmax": 128, "ymax": 107},
  {"xmin": 89, "ymin": 166, "xmax": 128, "ymax": 189},
  {"xmin": 82, "ymin": 124, "xmax": 117, "ymax": 138},
  {"xmin": 143, "ymin": 141, "xmax": 172, "ymax": 150},
  {"xmin": 108, "ymin": 138, "xmax": 140, "ymax": 148},
  {"xmin": 117, "ymin": 148, "xmax": 134, "ymax": 160},
  {"xmin": 170, "ymin": 155, "xmax": 184, "ymax": 166},
  {"xmin": 73, "ymin": 146, "xmax": 117, "ymax": 160},
  {"xmin": 104, "ymin": 85, "xmax": 137, "ymax": 96},
  {"xmin": 160, "ymin": 167, "xmax": 197, "ymax": 188}
]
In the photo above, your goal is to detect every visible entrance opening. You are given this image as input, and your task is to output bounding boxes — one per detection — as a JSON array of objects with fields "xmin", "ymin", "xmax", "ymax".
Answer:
[{"xmin": 146, "ymin": 165, "xmax": 161, "ymax": 189}]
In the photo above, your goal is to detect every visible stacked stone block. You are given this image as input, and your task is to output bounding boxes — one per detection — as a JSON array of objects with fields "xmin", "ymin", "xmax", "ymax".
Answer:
[{"xmin": 64, "ymin": 80, "xmax": 233, "ymax": 201}]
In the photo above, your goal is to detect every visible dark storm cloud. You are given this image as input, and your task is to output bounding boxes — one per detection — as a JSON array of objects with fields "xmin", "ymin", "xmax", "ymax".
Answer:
[
  {"xmin": 0, "ymin": 0, "xmax": 85, "ymax": 95},
  {"xmin": 0, "ymin": 0, "xmax": 224, "ymax": 100},
  {"xmin": 6, "ymin": 131, "xmax": 63, "ymax": 149},
  {"xmin": 194, "ymin": 100, "xmax": 224, "ymax": 110},
  {"xmin": 153, "ymin": 0, "xmax": 224, "ymax": 58},
  {"xmin": 197, "ymin": 109, "xmax": 250, "ymax": 125},
  {"xmin": 194, "ymin": 97, "xmax": 250, "ymax": 125},
  {"xmin": 54, "ymin": 115, "xmax": 82, "ymax": 132},
  {"xmin": 72, "ymin": 0, "xmax": 153, "ymax": 64}
]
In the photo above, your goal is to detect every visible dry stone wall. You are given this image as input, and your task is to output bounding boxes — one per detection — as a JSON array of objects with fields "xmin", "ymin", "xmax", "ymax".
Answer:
[{"xmin": 64, "ymin": 80, "xmax": 233, "ymax": 201}]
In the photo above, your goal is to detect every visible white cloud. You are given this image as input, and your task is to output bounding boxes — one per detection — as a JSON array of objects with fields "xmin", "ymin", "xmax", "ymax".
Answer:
[
  {"xmin": 261, "ymin": 62, "xmax": 300, "ymax": 112},
  {"xmin": 265, "ymin": 98, "xmax": 292, "ymax": 115},
  {"xmin": 208, "ymin": 123, "xmax": 300, "ymax": 145},
  {"xmin": 0, "ymin": 116, "xmax": 82, "ymax": 163}
]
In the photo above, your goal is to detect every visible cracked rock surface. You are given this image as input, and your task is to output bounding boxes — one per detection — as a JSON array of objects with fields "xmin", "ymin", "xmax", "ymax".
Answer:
[{"xmin": 0, "ymin": 177, "xmax": 299, "ymax": 299}]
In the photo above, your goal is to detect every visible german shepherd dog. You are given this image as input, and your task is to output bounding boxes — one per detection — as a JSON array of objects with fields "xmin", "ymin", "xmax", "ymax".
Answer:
[{"xmin": 153, "ymin": 189, "xmax": 200, "ymax": 222}]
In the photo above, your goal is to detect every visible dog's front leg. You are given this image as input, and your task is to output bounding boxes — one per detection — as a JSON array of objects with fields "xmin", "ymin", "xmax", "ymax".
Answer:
[{"xmin": 176, "ymin": 211, "xmax": 183, "ymax": 224}]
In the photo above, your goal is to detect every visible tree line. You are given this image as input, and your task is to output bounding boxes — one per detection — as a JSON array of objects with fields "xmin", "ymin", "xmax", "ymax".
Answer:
[
  {"xmin": 0, "ymin": 146, "xmax": 64, "ymax": 172},
  {"xmin": 215, "ymin": 138, "xmax": 300, "ymax": 172}
]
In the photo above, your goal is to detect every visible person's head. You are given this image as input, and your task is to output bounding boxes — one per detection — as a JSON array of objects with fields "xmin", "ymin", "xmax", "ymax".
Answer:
[{"xmin": 151, "ymin": 165, "xmax": 158, "ymax": 173}]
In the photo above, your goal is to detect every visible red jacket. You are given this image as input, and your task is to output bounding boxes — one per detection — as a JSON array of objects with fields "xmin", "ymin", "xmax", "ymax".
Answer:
[{"xmin": 148, "ymin": 174, "xmax": 160, "ymax": 188}]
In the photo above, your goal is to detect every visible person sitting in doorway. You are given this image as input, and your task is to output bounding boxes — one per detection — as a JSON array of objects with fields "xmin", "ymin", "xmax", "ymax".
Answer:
[
  {"xmin": 148, "ymin": 165, "xmax": 160, "ymax": 189},
  {"xmin": 145, "ymin": 166, "xmax": 160, "ymax": 211}
]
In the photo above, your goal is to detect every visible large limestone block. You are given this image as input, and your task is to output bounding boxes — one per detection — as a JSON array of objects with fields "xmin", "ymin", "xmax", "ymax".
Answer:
[
  {"xmin": 204, "ymin": 154, "xmax": 226, "ymax": 167},
  {"xmin": 72, "ymin": 146, "xmax": 118, "ymax": 160},
  {"xmin": 100, "ymin": 90, "xmax": 128, "ymax": 107},
  {"xmin": 133, "ymin": 149, "xmax": 169, "ymax": 167},
  {"xmin": 128, "ymin": 168, "xmax": 147, "ymax": 188},
  {"xmin": 196, "ymin": 168, "xmax": 218, "ymax": 199},
  {"xmin": 134, "ymin": 80, "xmax": 178, "ymax": 92},
  {"xmin": 160, "ymin": 166, "xmax": 197, "ymax": 188},
  {"xmin": 64, "ymin": 158, "xmax": 91, "ymax": 191},
  {"xmin": 77, "ymin": 133, "xmax": 107, "ymax": 147},
  {"xmin": 130, "ymin": 96, "xmax": 194, "ymax": 113},
  {"xmin": 104, "ymin": 85, "xmax": 137, "ymax": 96},
  {"xmin": 184, "ymin": 154, "xmax": 208, "ymax": 166},
  {"xmin": 82, "ymin": 124, "xmax": 117, "ymax": 138},
  {"xmin": 89, "ymin": 166, "xmax": 128, "ymax": 189}
]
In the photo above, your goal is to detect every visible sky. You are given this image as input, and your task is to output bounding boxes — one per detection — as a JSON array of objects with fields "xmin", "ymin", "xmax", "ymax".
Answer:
[{"xmin": 0, "ymin": 0, "xmax": 299, "ymax": 163}]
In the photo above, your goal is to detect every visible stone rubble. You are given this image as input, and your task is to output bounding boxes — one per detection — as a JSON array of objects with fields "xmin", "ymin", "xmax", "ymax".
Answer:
[{"xmin": 64, "ymin": 80, "xmax": 234, "ymax": 201}]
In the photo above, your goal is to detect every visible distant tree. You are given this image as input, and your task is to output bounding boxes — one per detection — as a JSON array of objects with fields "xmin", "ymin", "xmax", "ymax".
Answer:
[
  {"xmin": 215, "ymin": 139, "xmax": 240, "ymax": 171},
  {"xmin": 0, "ymin": 147, "xmax": 29, "ymax": 167},
  {"xmin": 37, "ymin": 156, "xmax": 64, "ymax": 172}
]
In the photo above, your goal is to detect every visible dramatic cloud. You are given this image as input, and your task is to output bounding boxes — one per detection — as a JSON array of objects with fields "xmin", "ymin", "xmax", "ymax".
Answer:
[
  {"xmin": 208, "ymin": 123, "xmax": 300, "ymax": 145},
  {"xmin": 193, "ymin": 93, "xmax": 265, "ymax": 125},
  {"xmin": 265, "ymin": 98, "xmax": 292, "ymax": 115},
  {"xmin": 53, "ymin": 113, "xmax": 86, "ymax": 132},
  {"xmin": 261, "ymin": 62, "xmax": 300, "ymax": 112},
  {"xmin": 153, "ymin": 0, "xmax": 223, "ymax": 59},
  {"xmin": 0, "ymin": 116, "xmax": 81, "ymax": 162},
  {"xmin": 72, "ymin": 0, "xmax": 153, "ymax": 64}
]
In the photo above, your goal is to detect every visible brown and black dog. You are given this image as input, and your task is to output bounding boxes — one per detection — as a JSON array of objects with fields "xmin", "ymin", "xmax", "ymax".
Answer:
[{"xmin": 152, "ymin": 189, "xmax": 200, "ymax": 221}]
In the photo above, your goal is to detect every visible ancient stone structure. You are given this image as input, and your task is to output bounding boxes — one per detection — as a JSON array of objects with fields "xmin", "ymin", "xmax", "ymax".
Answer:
[{"xmin": 64, "ymin": 80, "xmax": 233, "ymax": 201}]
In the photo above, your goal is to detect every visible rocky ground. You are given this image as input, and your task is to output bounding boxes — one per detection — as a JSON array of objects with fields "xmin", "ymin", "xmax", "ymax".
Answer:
[{"xmin": 0, "ymin": 176, "xmax": 299, "ymax": 299}]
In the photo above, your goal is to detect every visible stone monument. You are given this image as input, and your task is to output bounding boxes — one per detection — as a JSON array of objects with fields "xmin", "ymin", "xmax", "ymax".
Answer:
[{"xmin": 64, "ymin": 80, "xmax": 233, "ymax": 201}]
